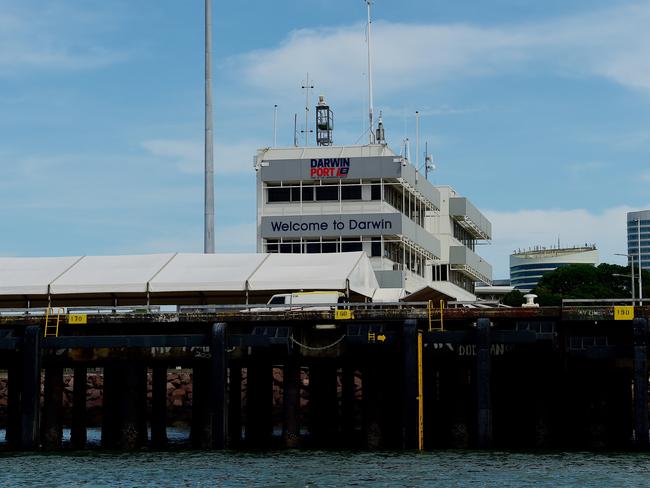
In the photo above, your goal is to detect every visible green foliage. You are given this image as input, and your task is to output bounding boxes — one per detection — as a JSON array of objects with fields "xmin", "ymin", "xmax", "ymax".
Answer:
[
  {"xmin": 502, "ymin": 289, "xmax": 525, "ymax": 307},
  {"xmin": 530, "ymin": 263, "xmax": 640, "ymax": 306}
]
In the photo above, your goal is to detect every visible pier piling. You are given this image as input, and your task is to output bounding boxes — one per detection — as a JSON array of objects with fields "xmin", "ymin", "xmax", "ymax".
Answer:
[
  {"xmin": 245, "ymin": 348, "xmax": 273, "ymax": 446},
  {"xmin": 151, "ymin": 365, "xmax": 168, "ymax": 448},
  {"xmin": 282, "ymin": 344, "xmax": 301, "ymax": 448},
  {"xmin": 71, "ymin": 365, "xmax": 88, "ymax": 449},
  {"xmin": 402, "ymin": 319, "xmax": 419, "ymax": 449},
  {"xmin": 476, "ymin": 318, "xmax": 492, "ymax": 448},
  {"xmin": 633, "ymin": 317, "xmax": 649, "ymax": 447},
  {"xmin": 20, "ymin": 326, "xmax": 41, "ymax": 450},
  {"xmin": 41, "ymin": 366, "xmax": 63, "ymax": 449},
  {"xmin": 208, "ymin": 323, "xmax": 227, "ymax": 448}
]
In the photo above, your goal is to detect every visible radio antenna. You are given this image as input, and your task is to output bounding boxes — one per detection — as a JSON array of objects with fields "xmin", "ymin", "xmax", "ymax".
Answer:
[{"xmin": 366, "ymin": 1, "xmax": 376, "ymax": 144}]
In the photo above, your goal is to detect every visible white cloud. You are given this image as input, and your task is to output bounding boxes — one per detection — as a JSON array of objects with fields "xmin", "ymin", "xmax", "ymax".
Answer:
[
  {"xmin": 141, "ymin": 139, "xmax": 259, "ymax": 174},
  {"xmin": 0, "ymin": 5, "xmax": 126, "ymax": 75},
  {"xmin": 481, "ymin": 205, "xmax": 649, "ymax": 278},
  {"xmin": 231, "ymin": 2, "xmax": 650, "ymax": 102}
]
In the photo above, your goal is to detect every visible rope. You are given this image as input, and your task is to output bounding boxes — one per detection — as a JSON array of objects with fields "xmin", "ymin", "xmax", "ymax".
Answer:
[{"xmin": 289, "ymin": 334, "xmax": 345, "ymax": 351}]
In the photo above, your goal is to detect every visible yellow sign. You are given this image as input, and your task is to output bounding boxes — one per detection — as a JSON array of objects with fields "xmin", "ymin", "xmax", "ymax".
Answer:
[
  {"xmin": 367, "ymin": 332, "xmax": 386, "ymax": 343},
  {"xmin": 614, "ymin": 306, "xmax": 634, "ymax": 321},
  {"xmin": 335, "ymin": 309, "xmax": 354, "ymax": 320},
  {"xmin": 68, "ymin": 313, "xmax": 88, "ymax": 325}
]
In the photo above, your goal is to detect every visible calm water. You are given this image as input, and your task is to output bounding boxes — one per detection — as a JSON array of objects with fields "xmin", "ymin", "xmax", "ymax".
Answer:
[{"xmin": 1, "ymin": 449, "xmax": 650, "ymax": 487}]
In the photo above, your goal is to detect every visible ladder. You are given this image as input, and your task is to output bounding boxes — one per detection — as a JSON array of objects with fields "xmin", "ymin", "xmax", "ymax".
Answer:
[
  {"xmin": 44, "ymin": 307, "xmax": 64, "ymax": 338},
  {"xmin": 428, "ymin": 299, "xmax": 445, "ymax": 332}
]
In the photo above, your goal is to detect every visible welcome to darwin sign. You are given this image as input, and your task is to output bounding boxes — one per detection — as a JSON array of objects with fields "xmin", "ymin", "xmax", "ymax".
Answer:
[{"xmin": 260, "ymin": 213, "xmax": 402, "ymax": 238}]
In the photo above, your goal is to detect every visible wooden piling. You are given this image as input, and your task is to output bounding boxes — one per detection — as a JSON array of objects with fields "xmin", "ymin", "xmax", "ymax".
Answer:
[
  {"xmin": 340, "ymin": 359, "xmax": 357, "ymax": 446},
  {"xmin": 117, "ymin": 364, "xmax": 148, "ymax": 450},
  {"xmin": 6, "ymin": 359, "xmax": 21, "ymax": 447},
  {"xmin": 308, "ymin": 361, "xmax": 339, "ymax": 447},
  {"xmin": 209, "ymin": 323, "xmax": 227, "ymax": 448},
  {"xmin": 245, "ymin": 348, "xmax": 273, "ymax": 446}
]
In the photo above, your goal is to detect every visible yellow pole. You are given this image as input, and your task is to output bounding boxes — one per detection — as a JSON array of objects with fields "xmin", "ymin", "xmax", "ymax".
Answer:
[
  {"xmin": 417, "ymin": 331, "xmax": 424, "ymax": 450},
  {"xmin": 428, "ymin": 300, "xmax": 433, "ymax": 332},
  {"xmin": 439, "ymin": 299, "xmax": 444, "ymax": 332}
]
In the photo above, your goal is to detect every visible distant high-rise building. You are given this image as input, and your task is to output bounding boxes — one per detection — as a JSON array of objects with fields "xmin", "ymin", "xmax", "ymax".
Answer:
[
  {"xmin": 627, "ymin": 210, "xmax": 650, "ymax": 271},
  {"xmin": 509, "ymin": 245, "xmax": 598, "ymax": 292}
]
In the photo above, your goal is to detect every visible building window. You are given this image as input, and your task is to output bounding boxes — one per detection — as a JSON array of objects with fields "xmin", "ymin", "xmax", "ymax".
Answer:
[
  {"xmin": 371, "ymin": 183, "xmax": 381, "ymax": 200},
  {"xmin": 302, "ymin": 185, "xmax": 315, "ymax": 201},
  {"xmin": 322, "ymin": 240, "xmax": 337, "ymax": 253},
  {"xmin": 316, "ymin": 185, "xmax": 338, "ymax": 201},
  {"xmin": 341, "ymin": 238, "xmax": 362, "ymax": 252},
  {"xmin": 268, "ymin": 187, "xmax": 290, "ymax": 203},
  {"xmin": 266, "ymin": 240, "xmax": 278, "ymax": 253},
  {"xmin": 371, "ymin": 237, "xmax": 381, "ymax": 257},
  {"xmin": 341, "ymin": 185, "xmax": 362, "ymax": 200},
  {"xmin": 305, "ymin": 240, "xmax": 320, "ymax": 253}
]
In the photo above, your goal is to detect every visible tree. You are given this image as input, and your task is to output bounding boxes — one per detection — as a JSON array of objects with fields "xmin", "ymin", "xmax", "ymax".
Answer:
[
  {"xmin": 502, "ymin": 289, "xmax": 525, "ymax": 307},
  {"xmin": 530, "ymin": 263, "xmax": 645, "ymax": 306}
]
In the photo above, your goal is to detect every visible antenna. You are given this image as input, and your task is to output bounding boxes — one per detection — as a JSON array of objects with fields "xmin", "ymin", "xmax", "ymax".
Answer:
[
  {"xmin": 415, "ymin": 111, "xmax": 420, "ymax": 170},
  {"xmin": 204, "ymin": 0, "xmax": 214, "ymax": 254},
  {"xmin": 273, "ymin": 104, "xmax": 278, "ymax": 147},
  {"xmin": 366, "ymin": 1, "xmax": 375, "ymax": 144},
  {"xmin": 293, "ymin": 113, "xmax": 298, "ymax": 147},
  {"xmin": 301, "ymin": 73, "xmax": 314, "ymax": 146}
]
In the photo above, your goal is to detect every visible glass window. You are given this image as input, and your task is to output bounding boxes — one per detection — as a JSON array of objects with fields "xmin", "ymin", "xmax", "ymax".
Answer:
[
  {"xmin": 302, "ymin": 186, "xmax": 315, "ymax": 201},
  {"xmin": 341, "ymin": 240, "xmax": 362, "ymax": 252},
  {"xmin": 306, "ymin": 240, "xmax": 320, "ymax": 253},
  {"xmin": 266, "ymin": 240, "xmax": 278, "ymax": 253},
  {"xmin": 371, "ymin": 184, "xmax": 381, "ymax": 200},
  {"xmin": 371, "ymin": 238, "xmax": 381, "ymax": 257},
  {"xmin": 290, "ymin": 187, "xmax": 301, "ymax": 202},
  {"xmin": 316, "ymin": 185, "xmax": 338, "ymax": 201},
  {"xmin": 341, "ymin": 185, "xmax": 362, "ymax": 200},
  {"xmin": 268, "ymin": 187, "xmax": 290, "ymax": 202},
  {"xmin": 322, "ymin": 240, "xmax": 337, "ymax": 253}
]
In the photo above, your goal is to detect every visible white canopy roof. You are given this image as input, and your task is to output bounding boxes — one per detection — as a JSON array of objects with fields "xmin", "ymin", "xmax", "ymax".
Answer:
[{"xmin": 0, "ymin": 251, "xmax": 378, "ymax": 300}]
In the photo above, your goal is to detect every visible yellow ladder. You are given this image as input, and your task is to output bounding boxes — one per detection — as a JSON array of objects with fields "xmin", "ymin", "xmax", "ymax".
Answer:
[
  {"xmin": 44, "ymin": 307, "xmax": 64, "ymax": 338},
  {"xmin": 428, "ymin": 299, "xmax": 445, "ymax": 332}
]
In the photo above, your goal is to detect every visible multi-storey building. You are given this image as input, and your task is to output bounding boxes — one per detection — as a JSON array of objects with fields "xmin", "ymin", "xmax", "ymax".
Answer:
[
  {"xmin": 510, "ymin": 245, "xmax": 598, "ymax": 292},
  {"xmin": 627, "ymin": 210, "xmax": 650, "ymax": 271},
  {"xmin": 254, "ymin": 139, "xmax": 492, "ymax": 299}
]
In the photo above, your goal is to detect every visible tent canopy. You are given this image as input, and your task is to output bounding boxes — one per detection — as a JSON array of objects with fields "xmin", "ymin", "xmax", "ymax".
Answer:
[{"xmin": 0, "ymin": 252, "xmax": 378, "ymax": 306}]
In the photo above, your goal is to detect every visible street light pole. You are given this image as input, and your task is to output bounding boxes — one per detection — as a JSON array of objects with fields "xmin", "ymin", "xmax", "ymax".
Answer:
[
  {"xmin": 204, "ymin": 0, "xmax": 215, "ymax": 254},
  {"xmin": 615, "ymin": 253, "xmax": 636, "ymax": 305}
]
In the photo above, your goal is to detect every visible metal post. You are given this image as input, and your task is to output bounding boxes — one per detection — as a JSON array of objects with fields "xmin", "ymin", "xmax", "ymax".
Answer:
[
  {"xmin": 204, "ymin": 0, "xmax": 215, "ymax": 254},
  {"xmin": 273, "ymin": 104, "xmax": 278, "ymax": 147},
  {"xmin": 366, "ymin": 0, "xmax": 375, "ymax": 143}
]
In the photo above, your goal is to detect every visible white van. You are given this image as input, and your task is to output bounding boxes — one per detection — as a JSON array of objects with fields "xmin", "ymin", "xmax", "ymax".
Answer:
[{"xmin": 256, "ymin": 291, "xmax": 346, "ymax": 312}]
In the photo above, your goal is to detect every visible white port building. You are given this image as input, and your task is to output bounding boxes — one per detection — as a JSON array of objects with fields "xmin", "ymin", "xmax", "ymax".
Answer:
[{"xmin": 255, "ymin": 142, "xmax": 493, "ymax": 299}]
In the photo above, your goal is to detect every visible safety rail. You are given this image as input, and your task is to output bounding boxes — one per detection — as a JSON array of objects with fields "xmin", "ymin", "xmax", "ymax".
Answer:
[{"xmin": 562, "ymin": 299, "xmax": 647, "ymax": 306}]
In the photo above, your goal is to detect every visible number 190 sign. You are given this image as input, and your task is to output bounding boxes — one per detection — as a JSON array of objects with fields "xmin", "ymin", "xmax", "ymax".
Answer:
[{"xmin": 614, "ymin": 306, "xmax": 634, "ymax": 321}]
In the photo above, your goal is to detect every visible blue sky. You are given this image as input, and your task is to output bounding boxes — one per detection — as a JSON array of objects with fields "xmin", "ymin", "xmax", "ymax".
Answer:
[{"xmin": 2, "ymin": 0, "xmax": 650, "ymax": 278}]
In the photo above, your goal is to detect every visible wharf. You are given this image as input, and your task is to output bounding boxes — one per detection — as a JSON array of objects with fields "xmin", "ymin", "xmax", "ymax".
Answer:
[{"xmin": 0, "ymin": 302, "xmax": 648, "ymax": 451}]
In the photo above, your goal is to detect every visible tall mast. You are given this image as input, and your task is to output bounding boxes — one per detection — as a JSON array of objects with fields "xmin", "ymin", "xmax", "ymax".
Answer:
[
  {"xmin": 204, "ymin": 0, "xmax": 215, "ymax": 253},
  {"xmin": 366, "ymin": 1, "xmax": 375, "ymax": 143}
]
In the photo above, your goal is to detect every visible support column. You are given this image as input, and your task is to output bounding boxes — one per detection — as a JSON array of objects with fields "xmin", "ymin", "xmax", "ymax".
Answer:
[
  {"xmin": 41, "ymin": 366, "xmax": 64, "ymax": 449},
  {"xmin": 209, "ymin": 323, "xmax": 228, "ymax": 449},
  {"xmin": 282, "ymin": 343, "xmax": 301, "ymax": 448},
  {"xmin": 245, "ymin": 348, "xmax": 273, "ymax": 447},
  {"xmin": 117, "ymin": 364, "xmax": 148, "ymax": 450},
  {"xmin": 101, "ymin": 365, "xmax": 118, "ymax": 448},
  {"xmin": 20, "ymin": 326, "xmax": 41, "ymax": 450},
  {"xmin": 633, "ymin": 317, "xmax": 648, "ymax": 447},
  {"xmin": 6, "ymin": 358, "xmax": 21, "ymax": 447},
  {"xmin": 476, "ymin": 318, "xmax": 492, "ymax": 448},
  {"xmin": 309, "ymin": 361, "xmax": 339, "ymax": 447},
  {"xmin": 151, "ymin": 365, "xmax": 168, "ymax": 448},
  {"xmin": 71, "ymin": 366, "xmax": 87, "ymax": 449},
  {"xmin": 341, "ymin": 359, "xmax": 357, "ymax": 447},
  {"xmin": 190, "ymin": 363, "xmax": 209, "ymax": 448},
  {"xmin": 228, "ymin": 363, "xmax": 242, "ymax": 447},
  {"xmin": 362, "ymin": 350, "xmax": 383, "ymax": 449},
  {"xmin": 402, "ymin": 319, "xmax": 419, "ymax": 449}
]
